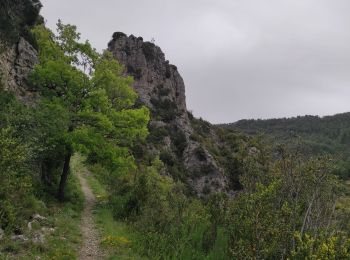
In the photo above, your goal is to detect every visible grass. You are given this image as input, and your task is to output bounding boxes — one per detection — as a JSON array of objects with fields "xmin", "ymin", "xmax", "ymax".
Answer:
[
  {"xmin": 0, "ymin": 153, "xmax": 144, "ymax": 259},
  {"xmin": 0, "ymin": 156, "xmax": 84, "ymax": 260},
  {"xmin": 83, "ymin": 159, "xmax": 145, "ymax": 260},
  {"xmin": 94, "ymin": 207, "xmax": 144, "ymax": 260}
]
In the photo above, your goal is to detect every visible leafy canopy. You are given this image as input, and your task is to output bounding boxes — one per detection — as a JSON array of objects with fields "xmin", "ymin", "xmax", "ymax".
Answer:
[{"xmin": 29, "ymin": 21, "xmax": 149, "ymax": 197}]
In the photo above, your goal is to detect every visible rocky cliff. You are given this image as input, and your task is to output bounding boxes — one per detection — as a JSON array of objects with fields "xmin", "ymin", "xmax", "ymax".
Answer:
[
  {"xmin": 0, "ymin": 37, "xmax": 38, "ymax": 103},
  {"xmin": 0, "ymin": 0, "xmax": 241, "ymax": 195},
  {"xmin": 0, "ymin": 0, "xmax": 41, "ymax": 104},
  {"xmin": 108, "ymin": 33, "xmax": 231, "ymax": 195}
]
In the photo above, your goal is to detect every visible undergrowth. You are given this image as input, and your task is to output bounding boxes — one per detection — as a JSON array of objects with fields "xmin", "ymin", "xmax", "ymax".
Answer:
[{"xmin": 0, "ymin": 156, "xmax": 84, "ymax": 259}]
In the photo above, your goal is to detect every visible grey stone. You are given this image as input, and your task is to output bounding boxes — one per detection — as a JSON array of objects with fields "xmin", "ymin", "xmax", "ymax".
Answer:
[
  {"xmin": 0, "ymin": 37, "xmax": 38, "ymax": 105},
  {"xmin": 32, "ymin": 213, "xmax": 46, "ymax": 221},
  {"xmin": 11, "ymin": 234, "xmax": 28, "ymax": 242},
  {"xmin": 28, "ymin": 220, "xmax": 35, "ymax": 230},
  {"xmin": 32, "ymin": 233, "xmax": 45, "ymax": 244},
  {"xmin": 41, "ymin": 227, "xmax": 55, "ymax": 234},
  {"xmin": 108, "ymin": 33, "xmax": 229, "ymax": 195},
  {"xmin": 15, "ymin": 37, "xmax": 39, "ymax": 91}
]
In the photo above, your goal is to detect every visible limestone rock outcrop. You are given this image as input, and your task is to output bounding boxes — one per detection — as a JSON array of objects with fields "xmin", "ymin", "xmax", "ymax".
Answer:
[
  {"xmin": 0, "ymin": 0, "xmax": 41, "ymax": 104},
  {"xmin": 0, "ymin": 37, "xmax": 39, "ymax": 104},
  {"xmin": 108, "ymin": 33, "xmax": 229, "ymax": 195}
]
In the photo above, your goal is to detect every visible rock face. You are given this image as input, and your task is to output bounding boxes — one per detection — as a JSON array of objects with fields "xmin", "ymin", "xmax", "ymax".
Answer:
[
  {"xmin": 0, "ymin": 0, "xmax": 41, "ymax": 104},
  {"xmin": 108, "ymin": 33, "xmax": 229, "ymax": 195},
  {"xmin": 0, "ymin": 37, "xmax": 39, "ymax": 104}
]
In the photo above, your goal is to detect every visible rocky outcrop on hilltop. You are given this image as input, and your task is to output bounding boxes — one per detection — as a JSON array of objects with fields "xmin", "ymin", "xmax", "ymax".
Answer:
[{"xmin": 108, "ymin": 33, "xmax": 230, "ymax": 195}]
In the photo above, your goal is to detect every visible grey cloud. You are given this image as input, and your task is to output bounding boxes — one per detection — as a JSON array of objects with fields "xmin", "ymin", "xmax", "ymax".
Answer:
[{"xmin": 41, "ymin": 0, "xmax": 350, "ymax": 123}]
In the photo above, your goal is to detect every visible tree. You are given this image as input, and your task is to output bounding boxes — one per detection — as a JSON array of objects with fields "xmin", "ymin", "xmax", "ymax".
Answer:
[
  {"xmin": 29, "ymin": 21, "xmax": 149, "ymax": 200},
  {"xmin": 0, "ymin": 91, "xmax": 35, "ymax": 231},
  {"xmin": 226, "ymin": 144, "xmax": 341, "ymax": 259}
]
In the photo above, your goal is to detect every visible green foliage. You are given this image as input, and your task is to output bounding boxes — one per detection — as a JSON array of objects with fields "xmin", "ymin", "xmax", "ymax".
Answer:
[
  {"xmin": 75, "ymin": 155, "xmax": 144, "ymax": 258},
  {"xmin": 90, "ymin": 156, "xmax": 229, "ymax": 259},
  {"xmin": 0, "ymin": 128, "xmax": 33, "ymax": 231},
  {"xmin": 225, "ymin": 146, "xmax": 344, "ymax": 259},
  {"xmin": 170, "ymin": 127, "xmax": 187, "ymax": 157},
  {"xmin": 130, "ymin": 166, "xmax": 218, "ymax": 259},
  {"xmin": 291, "ymin": 233, "xmax": 350, "ymax": 259},
  {"xmin": 87, "ymin": 97, "xmax": 346, "ymax": 259},
  {"xmin": 190, "ymin": 116, "xmax": 244, "ymax": 189},
  {"xmin": 147, "ymin": 125, "xmax": 169, "ymax": 145},
  {"xmin": 332, "ymin": 159, "xmax": 350, "ymax": 180},
  {"xmin": 1, "ymin": 15, "xmax": 349, "ymax": 259},
  {"xmin": 0, "ymin": 155, "xmax": 84, "ymax": 259},
  {"xmin": 0, "ymin": 91, "xmax": 39, "ymax": 232},
  {"xmin": 194, "ymin": 146, "xmax": 207, "ymax": 161},
  {"xmin": 150, "ymin": 97, "xmax": 179, "ymax": 122},
  {"xmin": 28, "ymin": 21, "xmax": 150, "ymax": 199},
  {"xmin": 90, "ymin": 102, "xmax": 348, "ymax": 259},
  {"xmin": 159, "ymin": 150, "xmax": 176, "ymax": 166},
  {"xmin": 150, "ymin": 83, "xmax": 180, "ymax": 122},
  {"xmin": 222, "ymin": 113, "xmax": 350, "ymax": 180},
  {"xmin": 142, "ymin": 42, "xmax": 156, "ymax": 61}
]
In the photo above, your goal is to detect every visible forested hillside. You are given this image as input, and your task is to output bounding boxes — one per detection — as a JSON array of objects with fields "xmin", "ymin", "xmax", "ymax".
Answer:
[
  {"xmin": 223, "ymin": 113, "xmax": 350, "ymax": 152},
  {"xmin": 1, "ymin": 1, "xmax": 350, "ymax": 259},
  {"xmin": 221, "ymin": 113, "xmax": 350, "ymax": 179}
]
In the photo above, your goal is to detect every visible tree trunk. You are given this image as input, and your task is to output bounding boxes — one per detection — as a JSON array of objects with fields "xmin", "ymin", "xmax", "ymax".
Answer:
[
  {"xmin": 41, "ymin": 160, "xmax": 53, "ymax": 186},
  {"xmin": 57, "ymin": 150, "xmax": 72, "ymax": 201}
]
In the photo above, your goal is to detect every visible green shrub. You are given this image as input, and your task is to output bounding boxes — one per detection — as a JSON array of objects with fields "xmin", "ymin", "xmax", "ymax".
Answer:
[
  {"xmin": 150, "ymin": 97, "xmax": 179, "ymax": 122},
  {"xmin": 159, "ymin": 150, "xmax": 175, "ymax": 166},
  {"xmin": 194, "ymin": 146, "xmax": 207, "ymax": 161},
  {"xmin": 147, "ymin": 125, "xmax": 169, "ymax": 145},
  {"xmin": 142, "ymin": 42, "xmax": 156, "ymax": 61},
  {"xmin": 170, "ymin": 128, "xmax": 187, "ymax": 156}
]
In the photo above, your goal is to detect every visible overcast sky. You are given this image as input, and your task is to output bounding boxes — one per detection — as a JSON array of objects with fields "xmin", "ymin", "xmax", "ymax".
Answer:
[{"xmin": 40, "ymin": 0, "xmax": 350, "ymax": 123}]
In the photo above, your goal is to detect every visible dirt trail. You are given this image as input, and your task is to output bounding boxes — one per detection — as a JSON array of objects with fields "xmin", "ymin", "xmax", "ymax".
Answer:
[{"xmin": 77, "ymin": 169, "xmax": 103, "ymax": 260}]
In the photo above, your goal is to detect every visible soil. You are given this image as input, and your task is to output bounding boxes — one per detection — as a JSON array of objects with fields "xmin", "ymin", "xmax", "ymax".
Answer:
[{"xmin": 77, "ymin": 169, "xmax": 103, "ymax": 260}]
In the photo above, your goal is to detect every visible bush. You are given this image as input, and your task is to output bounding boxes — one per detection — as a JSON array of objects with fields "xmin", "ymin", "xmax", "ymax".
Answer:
[
  {"xmin": 191, "ymin": 117, "xmax": 212, "ymax": 136},
  {"xmin": 159, "ymin": 150, "xmax": 175, "ymax": 166},
  {"xmin": 171, "ymin": 128, "xmax": 187, "ymax": 156},
  {"xmin": 0, "ymin": 128, "xmax": 34, "ymax": 231},
  {"xmin": 142, "ymin": 42, "xmax": 156, "ymax": 61},
  {"xmin": 194, "ymin": 146, "xmax": 207, "ymax": 161},
  {"xmin": 150, "ymin": 97, "xmax": 179, "ymax": 122},
  {"xmin": 147, "ymin": 125, "xmax": 169, "ymax": 145}
]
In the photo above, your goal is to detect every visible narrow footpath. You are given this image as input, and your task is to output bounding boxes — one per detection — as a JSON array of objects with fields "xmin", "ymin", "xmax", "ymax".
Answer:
[{"xmin": 76, "ymin": 168, "xmax": 103, "ymax": 260}]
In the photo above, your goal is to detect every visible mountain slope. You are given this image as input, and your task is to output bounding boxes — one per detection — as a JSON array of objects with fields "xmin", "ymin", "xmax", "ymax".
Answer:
[
  {"xmin": 221, "ymin": 113, "xmax": 350, "ymax": 156},
  {"xmin": 108, "ymin": 33, "xmax": 244, "ymax": 194},
  {"xmin": 220, "ymin": 113, "xmax": 350, "ymax": 180}
]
